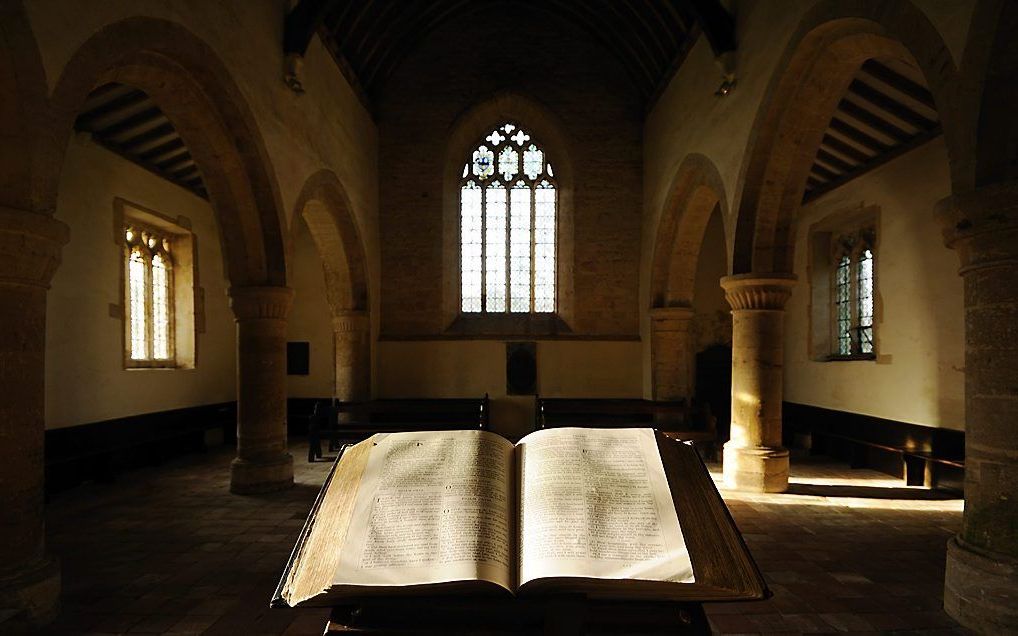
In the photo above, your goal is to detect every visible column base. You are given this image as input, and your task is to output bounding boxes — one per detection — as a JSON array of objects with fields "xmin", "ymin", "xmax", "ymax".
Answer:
[
  {"xmin": 0, "ymin": 556, "xmax": 60, "ymax": 628},
  {"xmin": 944, "ymin": 536, "xmax": 1018, "ymax": 632},
  {"xmin": 230, "ymin": 454, "xmax": 294, "ymax": 494},
  {"xmin": 723, "ymin": 444, "xmax": 789, "ymax": 492}
]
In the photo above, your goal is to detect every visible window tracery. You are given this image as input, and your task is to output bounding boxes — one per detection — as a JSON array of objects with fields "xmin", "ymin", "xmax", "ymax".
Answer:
[
  {"xmin": 460, "ymin": 123, "xmax": 557, "ymax": 314},
  {"xmin": 831, "ymin": 228, "xmax": 875, "ymax": 357},
  {"xmin": 125, "ymin": 224, "xmax": 175, "ymax": 365}
]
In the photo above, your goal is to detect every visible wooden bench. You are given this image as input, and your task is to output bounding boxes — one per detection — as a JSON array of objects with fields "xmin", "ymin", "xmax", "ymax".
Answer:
[
  {"xmin": 308, "ymin": 395, "xmax": 490, "ymax": 462},
  {"xmin": 535, "ymin": 396, "xmax": 717, "ymax": 456},
  {"xmin": 817, "ymin": 431, "xmax": 964, "ymax": 490}
]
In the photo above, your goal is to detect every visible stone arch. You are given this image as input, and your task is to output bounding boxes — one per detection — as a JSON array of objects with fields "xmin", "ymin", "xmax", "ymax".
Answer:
[
  {"xmin": 0, "ymin": 0, "xmax": 56, "ymax": 213},
  {"xmin": 731, "ymin": 0, "xmax": 962, "ymax": 275},
  {"xmin": 647, "ymin": 154, "xmax": 728, "ymax": 401},
  {"xmin": 291, "ymin": 170, "xmax": 369, "ymax": 315},
  {"xmin": 46, "ymin": 17, "xmax": 287, "ymax": 286},
  {"xmin": 965, "ymin": 0, "xmax": 1018, "ymax": 186},
  {"xmin": 441, "ymin": 91, "xmax": 575, "ymax": 328},
  {"xmin": 292, "ymin": 169, "xmax": 371, "ymax": 401},
  {"xmin": 649, "ymin": 153, "xmax": 728, "ymax": 309}
]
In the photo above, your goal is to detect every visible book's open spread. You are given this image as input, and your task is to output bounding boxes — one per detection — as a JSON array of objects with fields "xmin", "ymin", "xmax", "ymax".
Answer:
[{"xmin": 276, "ymin": 426, "xmax": 765, "ymax": 608}]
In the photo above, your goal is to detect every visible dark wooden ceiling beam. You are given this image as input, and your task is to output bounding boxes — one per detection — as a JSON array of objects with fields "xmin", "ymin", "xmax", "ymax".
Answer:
[
  {"xmin": 829, "ymin": 118, "xmax": 891, "ymax": 154},
  {"xmin": 836, "ymin": 99, "xmax": 912, "ymax": 143},
  {"xmin": 96, "ymin": 107, "xmax": 164, "ymax": 138},
  {"xmin": 810, "ymin": 163, "xmax": 840, "ymax": 182},
  {"xmin": 75, "ymin": 90, "xmax": 149, "ymax": 130},
  {"xmin": 815, "ymin": 148, "xmax": 856, "ymax": 174},
  {"xmin": 847, "ymin": 79, "xmax": 937, "ymax": 130},
  {"xmin": 861, "ymin": 60, "xmax": 937, "ymax": 111},
  {"xmin": 820, "ymin": 133, "xmax": 874, "ymax": 164},
  {"xmin": 140, "ymin": 138, "xmax": 185, "ymax": 163},
  {"xmin": 118, "ymin": 123, "xmax": 176, "ymax": 153}
]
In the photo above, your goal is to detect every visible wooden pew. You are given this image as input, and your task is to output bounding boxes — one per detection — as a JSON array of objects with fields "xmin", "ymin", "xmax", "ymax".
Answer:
[
  {"xmin": 534, "ymin": 396, "xmax": 717, "ymax": 456},
  {"xmin": 817, "ymin": 431, "xmax": 965, "ymax": 490},
  {"xmin": 307, "ymin": 395, "xmax": 490, "ymax": 462}
]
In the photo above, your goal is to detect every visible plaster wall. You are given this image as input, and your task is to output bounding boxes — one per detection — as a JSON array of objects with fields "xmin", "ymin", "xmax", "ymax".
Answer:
[
  {"xmin": 286, "ymin": 218, "xmax": 335, "ymax": 398},
  {"xmin": 783, "ymin": 138, "xmax": 965, "ymax": 430},
  {"xmin": 45, "ymin": 137, "xmax": 234, "ymax": 428},
  {"xmin": 377, "ymin": 340, "xmax": 642, "ymax": 438}
]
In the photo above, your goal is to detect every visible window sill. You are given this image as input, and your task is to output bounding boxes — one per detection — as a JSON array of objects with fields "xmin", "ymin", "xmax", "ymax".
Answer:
[
  {"xmin": 824, "ymin": 353, "xmax": 877, "ymax": 362},
  {"xmin": 443, "ymin": 312, "xmax": 573, "ymax": 338}
]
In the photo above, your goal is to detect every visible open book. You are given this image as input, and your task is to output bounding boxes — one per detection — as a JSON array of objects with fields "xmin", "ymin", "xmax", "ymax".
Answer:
[{"xmin": 274, "ymin": 428, "xmax": 766, "ymax": 608}]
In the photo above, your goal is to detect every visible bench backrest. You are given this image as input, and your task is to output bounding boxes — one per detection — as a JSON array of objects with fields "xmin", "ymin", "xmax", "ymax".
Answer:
[
  {"xmin": 316, "ymin": 395, "xmax": 489, "ymax": 431},
  {"xmin": 535, "ymin": 396, "xmax": 702, "ymax": 431}
]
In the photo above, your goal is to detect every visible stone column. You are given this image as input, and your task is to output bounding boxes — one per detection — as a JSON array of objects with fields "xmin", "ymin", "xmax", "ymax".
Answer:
[
  {"xmin": 228, "ymin": 286, "xmax": 295, "ymax": 494},
  {"xmin": 720, "ymin": 273, "xmax": 796, "ymax": 492},
  {"xmin": 332, "ymin": 310, "xmax": 370, "ymax": 403},
  {"xmin": 649, "ymin": 306, "xmax": 695, "ymax": 400},
  {"xmin": 938, "ymin": 181, "xmax": 1018, "ymax": 632},
  {"xmin": 0, "ymin": 208, "xmax": 68, "ymax": 625}
]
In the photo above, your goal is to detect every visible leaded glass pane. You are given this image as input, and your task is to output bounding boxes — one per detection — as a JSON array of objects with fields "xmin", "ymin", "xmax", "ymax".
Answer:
[
  {"xmin": 511, "ymin": 129, "xmax": 530, "ymax": 146},
  {"xmin": 460, "ymin": 182, "xmax": 483, "ymax": 312},
  {"xmin": 835, "ymin": 255, "xmax": 851, "ymax": 356},
  {"xmin": 485, "ymin": 183, "xmax": 507, "ymax": 312},
  {"xmin": 858, "ymin": 248, "xmax": 874, "ymax": 354},
  {"xmin": 523, "ymin": 144, "xmax": 543, "ymax": 180},
  {"xmin": 128, "ymin": 247, "xmax": 147, "ymax": 360},
  {"xmin": 534, "ymin": 183, "xmax": 556, "ymax": 312},
  {"xmin": 498, "ymin": 146, "xmax": 519, "ymax": 181},
  {"xmin": 472, "ymin": 145, "xmax": 494, "ymax": 180},
  {"xmin": 509, "ymin": 183, "xmax": 532, "ymax": 312},
  {"xmin": 152, "ymin": 252, "xmax": 171, "ymax": 360}
]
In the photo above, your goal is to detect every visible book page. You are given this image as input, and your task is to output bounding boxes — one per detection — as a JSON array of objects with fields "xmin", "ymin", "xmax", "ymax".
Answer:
[
  {"xmin": 333, "ymin": 430, "xmax": 515, "ymax": 592},
  {"xmin": 517, "ymin": 427, "xmax": 694, "ymax": 586}
]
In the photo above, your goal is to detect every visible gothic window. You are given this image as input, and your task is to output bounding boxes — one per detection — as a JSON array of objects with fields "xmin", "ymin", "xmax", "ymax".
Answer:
[
  {"xmin": 125, "ymin": 224, "xmax": 175, "ymax": 366},
  {"xmin": 831, "ymin": 228, "xmax": 876, "ymax": 358},
  {"xmin": 460, "ymin": 123, "xmax": 557, "ymax": 313}
]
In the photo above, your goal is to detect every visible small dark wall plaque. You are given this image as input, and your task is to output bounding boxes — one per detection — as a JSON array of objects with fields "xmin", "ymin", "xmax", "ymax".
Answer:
[
  {"xmin": 287, "ymin": 341, "xmax": 310, "ymax": 376},
  {"xmin": 506, "ymin": 342, "xmax": 537, "ymax": 395}
]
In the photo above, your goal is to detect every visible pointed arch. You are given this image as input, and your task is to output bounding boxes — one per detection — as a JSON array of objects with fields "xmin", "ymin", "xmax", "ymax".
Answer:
[
  {"xmin": 45, "ymin": 17, "xmax": 287, "ymax": 286},
  {"xmin": 731, "ymin": 0, "xmax": 962, "ymax": 275},
  {"xmin": 649, "ymin": 153, "xmax": 728, "ymax": 309},
  {"xmin": 291, "ymin": 169, "xmax": 370, "ymax": 315},
  {"xmin": 441, "ymin": 92, "xmax": 575, "ymax": 329},
  {"xmin": 0, "ymin": 0, "xmax": 54, "ymax": 212},
  {"xmin": 964, "ymin": 0, "xmax": 1018, "ymax": 186}
]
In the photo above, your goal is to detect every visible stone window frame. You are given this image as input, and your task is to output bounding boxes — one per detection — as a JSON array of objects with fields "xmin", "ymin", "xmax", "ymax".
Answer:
[
  {"xmin": 807, "ymin": 205, "xmax": 880, "ymax": 362},
  {"xmin": 114, "ymin": 198, "xmax": 202, "ymax": 370},
  {"xmin": 441, "ymin": 96, "xmax": 575, "ymax": 338}
]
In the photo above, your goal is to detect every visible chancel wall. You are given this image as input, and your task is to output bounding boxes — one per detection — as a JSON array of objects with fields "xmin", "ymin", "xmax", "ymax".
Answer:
[{"xmin": 374, "ymin": 7, "xmax": 645, "ymax": 434}]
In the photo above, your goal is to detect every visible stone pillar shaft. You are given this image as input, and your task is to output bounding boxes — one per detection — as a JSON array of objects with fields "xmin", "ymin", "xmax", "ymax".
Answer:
[
  {"xmin": 649, "ymin": 306, "xmax": 695, "ymax": 401},
  {"xmin": 228, "ymin": 286, "xmax": 294, "ymax": 494},
  {"xmin": 0, "ymin": 208, "xmax": 68, "ymax": 624},
  {"xmin": 332, "ymin": 310, "xmax": 370, "ymax": 402},
  {"xmin": 938, "ymin": 182, "xmax": 1018, "ymax": 632},
  {"xmin": 720, "ymin": 273, "xmax": 795, "ymax": 493}
]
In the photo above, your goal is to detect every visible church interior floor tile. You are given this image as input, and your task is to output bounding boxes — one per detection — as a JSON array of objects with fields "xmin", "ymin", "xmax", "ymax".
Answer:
[{"xmin": 40, "ymin": 444, "xmax": 967, "ymax": 634}]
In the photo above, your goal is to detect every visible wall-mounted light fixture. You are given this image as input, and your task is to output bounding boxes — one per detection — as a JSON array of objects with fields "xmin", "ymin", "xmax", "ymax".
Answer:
[{"xmin": 715, "ymin": 51, "xmax": 736, "ymax": 97}]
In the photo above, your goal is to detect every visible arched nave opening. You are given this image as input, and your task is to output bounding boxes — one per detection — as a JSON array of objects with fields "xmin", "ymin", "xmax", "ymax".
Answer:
[
  {"xmin": 722, "ymin": 0, "xmax": 961, "ymax": 495},
  {"xmin": 287, "ymin": 170, "xmax": 371, "ymax": 405}
]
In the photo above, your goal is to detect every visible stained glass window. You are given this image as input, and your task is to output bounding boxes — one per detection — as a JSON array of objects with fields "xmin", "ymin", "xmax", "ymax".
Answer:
[
  {"xmin": 125, "ymin": 224, "xmax": 175, "ymax": 365},
  {"xmin": 830, "ymin": 229, "xmax": 876, "ymax": 358},
  {"xmin": 460, "ymin": 123, "xmax": 556, "ymax": 313}
]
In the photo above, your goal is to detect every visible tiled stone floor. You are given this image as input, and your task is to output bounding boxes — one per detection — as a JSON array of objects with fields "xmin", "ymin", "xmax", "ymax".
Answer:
[{"xmin": 38, "ymin": 442, "xmax": 966, "ymax": 635}]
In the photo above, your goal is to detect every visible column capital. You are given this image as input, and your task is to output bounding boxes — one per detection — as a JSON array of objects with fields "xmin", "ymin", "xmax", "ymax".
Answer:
[
  {"xmin": 936, "ymin": 180, "xmax": 1018, "ymax": 273},
  {"xmin": 649, "ymin": 305, "xmax": 694, "ymax": 327},
  {"xmin": 228, "ymin": 285, "xmax": 294, "ymax": 321},
  {"xmin": 720, "ymin": 273, "xmax": 796, "ymax": 311},
  {"xmin": 0, "ymin": 208, "xmax": 69, "ymax": 289},
  {"xmin": 332, "ymin": 309, "xmax": 370, "ymax": 334}
]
